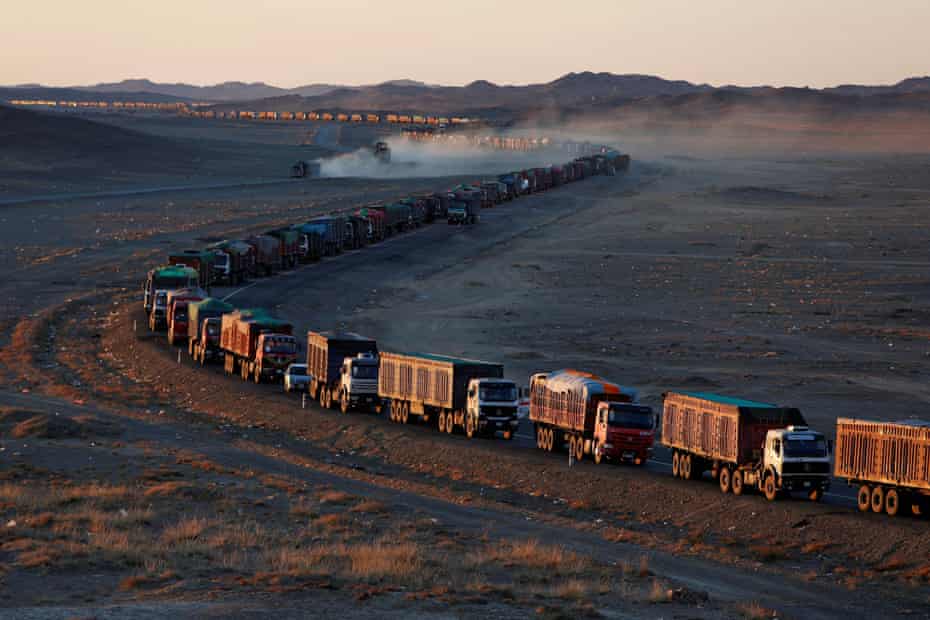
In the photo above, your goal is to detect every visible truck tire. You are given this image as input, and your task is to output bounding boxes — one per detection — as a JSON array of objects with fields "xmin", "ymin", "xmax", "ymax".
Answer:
[
  {"xmin": 319, "ymin": 386, "xmax": 329, "ymax": 409},
  {"xmin": 340, "ymin": 391, "xmax": 349, "ymax": 414},
  {"xmin": 400, "ymin": 402, "xmax": 410, "ymax": 424},
  {"xmin": 593, "ymin": 439, "xmax": 603, "ymax": 464},
  {"xmin": 253, "ymin": 366, "xmax": 261, "ymax": 383},
  {"xmin": 573, "ymin": 436, "xmax": 584, "ymax": 461},
  {"xmin": 763, "ymin": 474, "xmax": 779, "ymax": 501},
  {"xmin": 870, "ymin": 486, "xmax": 885, "ymax": 514},
  {"xmin": 884, "ymin": 488, "xmax": 901, "ymax": 517},
  {"xmin": 731, "ymin": 470, "xmax": 744, "ymax": 496},
  {"xmin": 438, "ymin": 411, "xmax": 446, "ymax": 433},
  {"xmin": 719, "ymin": 466, "xmax": 731, "ymax": 494},
  {"xmin": 681, "ymin": 454, "xmax": 692, "ymax": 481},
  {"xmin": 857, "ymin": 485, "xmax": 871, "ymax": 512},
  {"xmin": 671, "ymin": 451, "xmax": 680, "ymax": 477},
  {"xmin": 466, "ymin": 416, "xmax": 475, "ymax": 439}
]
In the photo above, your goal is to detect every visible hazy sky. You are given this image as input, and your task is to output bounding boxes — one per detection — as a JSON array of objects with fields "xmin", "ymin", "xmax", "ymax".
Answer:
[{"xmin": 3, "ymin": 0, "xmax": 927, "ymax": 88}]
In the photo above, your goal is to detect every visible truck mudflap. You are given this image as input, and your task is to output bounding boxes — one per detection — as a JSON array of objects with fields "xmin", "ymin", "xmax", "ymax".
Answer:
[{"xmin": 779, "ymin": 475, "xmax": 830, "ymax": 493}]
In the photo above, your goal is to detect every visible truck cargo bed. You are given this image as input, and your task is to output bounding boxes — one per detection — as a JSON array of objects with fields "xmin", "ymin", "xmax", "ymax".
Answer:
[{"xmin": 835, "ymin": 418, "xmax": 930, "ymax": 491}]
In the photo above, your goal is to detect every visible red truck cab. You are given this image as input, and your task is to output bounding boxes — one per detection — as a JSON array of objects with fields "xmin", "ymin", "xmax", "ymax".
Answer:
[
  {"xmin": 256, "ymin": 333, "xmax": 298, "ymax": 380},
  {"xmin": 166, "ymin": 289, "xmax": 205, "ymax": 345},
  {"xmin": 593, "ymin": 402, "xmax": 655, "ymax": 465}
]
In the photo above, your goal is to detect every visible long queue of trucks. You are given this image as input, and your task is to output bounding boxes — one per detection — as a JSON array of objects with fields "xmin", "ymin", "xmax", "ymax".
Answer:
[{"xmin": 138, "ymin": 145, "xmax": 929, "ymax": 521}]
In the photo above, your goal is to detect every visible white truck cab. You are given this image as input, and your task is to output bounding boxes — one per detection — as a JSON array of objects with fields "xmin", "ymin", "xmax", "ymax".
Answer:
[
  {"xmin": 466, "ymin": 378, "xmax": 520, "ymax": 439},
  {"xmin": 762, "ymin": 425, "xmax": 832, "ymax": 500},
  {"xmin": 338, "ymin": 353, "xmax": 381, "ymax": 413},
  {"xmin": 149, "ymin": 290, "xmax": 169, "ymax": 331}
]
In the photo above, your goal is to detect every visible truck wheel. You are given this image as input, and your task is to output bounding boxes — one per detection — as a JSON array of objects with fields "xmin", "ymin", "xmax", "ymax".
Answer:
[
  {"xmin": 319, "ymin": 386, "xmax": 329, "ymax": 409},
  {"xmin": 884, "ymin": 488, "xmax": 901, "ymax": 517},
  {"xmin": 671, "ymin": 451, "xmax": 680, "ymax": 477},
  {"xmin": 808, "ymin": 488, "xmax": 823, "ymax": 502},
  {"xmin": 574, "ymin": 436, "xmax": 584, "ymax": 461},
  {"xmin": 198, "ymin": 350, "xmax": 205, "ymax": 367},
  {"xmin": 870, "ymin": 486, "xmax": 885, "ymax": 514},
  {"xmin": 719, "ymin": 466, "xmax": 732, "ymax": 494},
  {"xmin": 340, "ymin": 391, "xmax": 349, "ymax": 414},
  {"xmin": 466, "ymin": 416, "xmax": 475, "ymax": 439},
  {"xmin": 857, "ymin": 485, "xmax": 872, "ymax": 512},
  {"xmin": 593, "ymin": 439, "xmax": 603, "ymax": 464},
  {"xmin": 681, "ymin": 454, "xmax": 692, "ymax": 481},
  {"xmin": 401, "ymin": 402, "xmax": 410, "ymax": 424},
  {"xmin": 438, "ymin": 411, "xmax": 446, "ymax": 433},
  {"xmin": 763, "ymin": 475, "xmax": 779, "ymax": 502},
  {"xmin": 253, "ymin": 367, "xmax": 261, "ymax": 384},
  {"xmin": 731, "ymin": 470, "xmax": 744, "ymax": 496}
]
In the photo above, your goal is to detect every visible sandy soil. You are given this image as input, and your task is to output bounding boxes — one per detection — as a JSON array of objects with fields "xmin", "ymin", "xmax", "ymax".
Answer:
[{"xmin": 1, "ymin": 117, "xmax": 929, "ymax": 617}]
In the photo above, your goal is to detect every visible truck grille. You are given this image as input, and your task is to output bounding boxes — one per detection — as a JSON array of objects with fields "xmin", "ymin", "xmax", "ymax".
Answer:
[
  {"xmin": 352, "ymin": 380, "xmax": 377, "ymax": 392},
  {"xmin": 781, "ymin": 461, "xmax": 830, "ymax": 474},
  {"xmin": 482, "ymin": 406, "xmax": 517, "ymax": 417}
]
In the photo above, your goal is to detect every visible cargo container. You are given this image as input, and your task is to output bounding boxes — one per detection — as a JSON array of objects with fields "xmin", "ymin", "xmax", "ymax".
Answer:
[
  {"xmin": 187, "ymin": 298, "xmax": 233, "ymax": 364},
  {"xmin": 368, "ymin": 203, "xmax": 411, "ymax": 235},
  {"xmin": 221, "ymin": 309, "xmax": 297, "ymax": 383},
  {"xmin": 661, "ymin": 392, "xmax": 831, "ymax": 501},
  {"xmin": 302, "ymin": 216, "xmax": 345, "ymax": 256},
  {"xmin": 306, "ymin": 331, "xmax": 379, "ymax": 412},
  {"xmin": 166, "ymin": 288, "xmax": 207, "ymax": 346},
  {"xmin": 294, "ymin": 224, "xmax": 324, "ymax": 262},
  {"xmin": 398, "ymin": 198, "xmax": 426, "ymax": 227},
  {"xmin": 345, "ymin": 215, "xmax": 369, "ymax": 250},
  {"xmin": 266, "ymin": 228, "xmax": 301, "ymax": 269},
  {"xmin": 143, "ymin": 265, "xmax": 199, "ymax": 314},
  {"xmin": 168, "ymin": 250, "xmax": 215, "ymax": 289},
  {"xmin": 245, "ymin": 235, "xmax": 281, "ymax": 276},
  {"xmin": 355, "ymin": 207, "xmax": 385, "ymax": 242},
  {"xmin": 835, "ymin": 418, "xmax": 930, "ymax": 517},
  {"xmin": 529, "ymin": 369, "xmax": 649, "ymax": 463},
  {"xmin": 378, "ymin": 352, "xmax": 519, "ymax": 439}
]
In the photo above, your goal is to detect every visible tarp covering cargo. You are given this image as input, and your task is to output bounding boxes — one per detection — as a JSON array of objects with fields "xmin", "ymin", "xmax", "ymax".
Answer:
[
  {"xmin": 168, "ymin": 250, "xmax": 215, "ymax": 288},
  {"xmin": 379, "ymin": 352, "xmax": 503, "ymax": 412},
  {"xmin": 220, "ymin": 309, "xmax": 293, "ymax": 359},
  {"xmin": 661, "ymin": 392, "xmax": 806, "ymax": 465},
  {"xmin": 835, "ymin": 418, "xmax": 930, "ymax": 490},
  {"xmin": 151, "ymin": 265, "xmax": 199, "ymax": 290},
  {"xmin": 306, "ymin": 331, "xmax": 378, "ymax": 387},
  {"xmin": 188, "ymin": 298, "xmax": 234, "ymax": 342},
  {"xmin": 530, "ymin": 369, "xmax": 637, "ymax": 434}
]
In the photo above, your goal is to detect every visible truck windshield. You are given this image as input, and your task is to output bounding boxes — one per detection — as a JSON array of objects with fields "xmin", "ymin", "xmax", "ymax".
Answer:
[
  {"xmin": 213, "ymin": 253, "xmax": 228, "ymax": 267},
  {"xmin": 479, "ymin": 384, "xmax": 517, "ymax": 402},
  {"xmin": 288, "ymin": 366, "xmax": 307, "ymax": 376},
  {"xmin": 607, "ymin": 406, "xmax": 654, "ymax": 430},
  {"xmin": 264, "ymin": 339, "xmax": 296, "ymax": 354},
  {"xmin": 351, "ymin": 365, "xmax": 378, "ymax": 379},
  {"xmin": 155, "ymin": 276, "xmax": 193, "ymax": 289},
  {"xmin": 784, "ymin": 437, "xmax": 827, "ymax": 458}
]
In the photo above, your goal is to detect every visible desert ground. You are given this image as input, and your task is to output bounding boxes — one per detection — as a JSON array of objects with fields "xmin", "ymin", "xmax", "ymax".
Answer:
[{"xmin": 1, "ymin": 113, "xmax": 929, "ymax": 618}]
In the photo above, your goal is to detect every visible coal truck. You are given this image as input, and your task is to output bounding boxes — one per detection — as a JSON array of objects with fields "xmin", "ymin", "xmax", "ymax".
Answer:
[
  {"xmin": 835, "ymin": 418, "xmax": 930, "ymax": 517},
  {"xmin": 143, "ymin": 265, "xmax": 199, "ymax": 314},
  {"xmin": 221, "ymin": 309, "xmax": 297, "ymax": 383},
  {"xmin": 305, "ymin": 331, "xmax": 379, "ymax": 413},
  {"xmin": 529, "ymin": 369, "xmax": 651, "ymax": 463},
  {"xmin": 266, "ymin": 228, "xmax": 301, "ymax": 269},
  {"xmin": 378, "ymin": 352, "xmax": 519, "ymax": 439},
  {"xmin": 166, "ymin": 288, "xmax": 206, "ymax": 346},
  {"xmin": 187, "ymin": 298, "xmax": 233, "ymax": 364},
  {"xmin": 246, "ymin": 235, "xmax": 282, "ymax": 276},
  {"xmin": 208, "ymin": 240, "xmax": 252, "ymax": 285},
  {"xmin": 661, "ymin": 392, "xmax": 831, "ymax": 501}
]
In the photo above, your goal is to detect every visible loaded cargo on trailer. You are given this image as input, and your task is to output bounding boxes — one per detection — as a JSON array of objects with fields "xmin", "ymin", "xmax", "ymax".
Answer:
[
  {"xmin": 221, "ymin": 309, "xmax": 297, "ymax": 383},
  {"xmin": 661, "ymin": 392, "xmax": 831, "ymax": 501},
  {"xmin": 168, "ymin": 250, "xmax": 216, "ymax": 290},
  {"xmin": 306, "ymin": 331, "xmax": 380, "ymax": 413},
  {"xmin": 529, "ymin": 369, "xmax": 651, "ymax": 464},
  {"xmin": 187, "ymin": 298, "xmax": 233, "ymax": 364},
  {"xmin": 143, "ymin": 265, "xmax": 199, "ymax": 315},
  {"xmin": 835, "ymin": 418, "xmax": 930, "ymax": 517},
  {"xmin": 165, "ymin": 288, "xmax": 207, "ymax": 346},
  {"xmin": 378, "ymin": 352, "xmax": 519, "ymax": 439}
]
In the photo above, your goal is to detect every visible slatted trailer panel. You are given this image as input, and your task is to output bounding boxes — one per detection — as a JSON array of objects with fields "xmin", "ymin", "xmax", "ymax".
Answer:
[
  {"xmin": 661, "ymin": 392, "xmax": 805, "ymax": 465},
  {"xmin": 378, "ymin": 352, "xmax": 502, "ymax": 412},
  {"xmin": 835, "ymin": 418, "xmax": 930, "ymax": 491},
  {"xmin": 529, "ymin": 370, "xmax": 636, "ymax": 434}
]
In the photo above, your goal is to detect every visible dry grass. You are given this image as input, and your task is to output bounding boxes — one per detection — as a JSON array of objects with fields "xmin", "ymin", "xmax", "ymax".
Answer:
[
  {"xmin": 319, "ymin": 490, "xmax": 354, "ymax": 505},
  {"xmin": 143, "ymin": 481, "xmax": 190, "ymax": 498},
  {"xmin": 469, "ymin": 539, "xmax": 588, "ymax": 572},
  {"xmin": 350, "ymin": 500, "xmax": 389, "ymax": 514},
  {"xmin": 160, "ymin": 517, "xmax": 210, "ymax": 545},
  {"xmin": 347, "ymin": 541, "xmax": 420, "ymax": 579},
  {"xmin": 737, "ymin": 601, "xmax": 776, "ymax": 619},
  {"xmin": 874, "ymin": 554, "xmax": 910, "ymax": 573},
  {"xmin": 801, "ymin": 541, "xmax": 831, "ymax": 554},
  {"xmin": 547, "ymin": 578, "xmax": 589, "ymax": 600}
]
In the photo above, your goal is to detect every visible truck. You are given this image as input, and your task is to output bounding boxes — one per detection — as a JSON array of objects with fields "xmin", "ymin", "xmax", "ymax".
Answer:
[
  {"xmin": 143, "ymin": 265, "xmax": 199, "ymax": 314},
  {"xmin": 661, "ymin": 392, "xmax": 831, "ymax": 501},
  {"xmin": 166, "ymin": 288, "xmax": 206, "ymax": 346},
  {"xmin": 168, "ymin": 250, "xmax": 215, "ymax": 290},
  {"xmin": 834, "ymin": 418, "xmax": 930, "ymax": 517},
  {"xmin": 305, "ymin": 331, "xmax": 380, "ymax": 412},
  {"xmin": 373, "ymin": 141, "xmax": 391, "ymax": 163},
  {"xmin": 221, "ymin": 309, "xmax": 297, "ymax": 383},
  {"xmin": 378, "ymin": 352, "xmax": 519, "ymax": 439},
  {"xmin": 245, "ymin": 235, "xmax": 281, "ymax": 276},
  {"xmin": 368, "ymin": 203, "xmax": 411, "ymax": 235},
  {"xmin": 295, "ymin": 225, "xmax": 324, "ymax": 262},
  {"xmin": 208, "ymin": 240, "xmax": 252, "ymax": 285},
  {"xmin": 266, "ymin": 228, "xmax": 301, "ymax": 269},
  {"xmin": 345, "ymin": 215, "xmax": 369, "ymax": 250},
  {"xmin": 302, "ymin": 216, "xmax": 344, "ymax": 256},
  {"xmin": 529, "ymin": 369, "xmax": 650, "ymax": 463},
  {"xmin": 187, "ymin": 298, "xmax": 233, "ymax": 364},
  {"xmin": 355, "ymin": 208, "xmax": 385, "ymax": 242},
  {"xmin": 447, "ymin": 198, "xmax": 478, "ymax": 225}
]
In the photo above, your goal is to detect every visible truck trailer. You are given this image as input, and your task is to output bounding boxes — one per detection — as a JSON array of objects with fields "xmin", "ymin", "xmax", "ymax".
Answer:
[
  {"xmin": 378, "ymin": 352, "xmax": 519, "ymax": 439},
  {"xmin": 529, "ymin": 369, "xmax": 649, "ymax": 463},
  {"xmin": 306, "ymin": 331, "xmax": 379, "ymax": 413},
  {"xmin": 166, "ymin": 288, "xmax": 207, "ymax": 346},
  {"xmin": 187, "ymin": 298, "xmax": 233, "ymax": 364},
  {"xmin": 661, "ymin": 392, "xmax": 831, "ymax": 501},
  {"xmin": 835, "ymin": 418, "xmax": 930, "ymax": 517},
  {"xmin": 168, "ymin": 250, "xmax": 215, "ymax": 290},
  {"xmin": 266, "ymin": 228, "xmax": 301, "ymax": 269},
  {"xmin": 221, "ymin": 310, "xmax": 297, "ymax": 383},
  {"xmin": 143, "ymin": 265, "xmax": 199, "ymax": 314}
]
